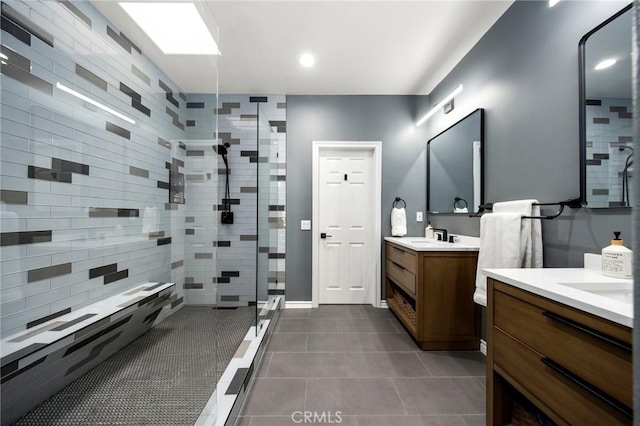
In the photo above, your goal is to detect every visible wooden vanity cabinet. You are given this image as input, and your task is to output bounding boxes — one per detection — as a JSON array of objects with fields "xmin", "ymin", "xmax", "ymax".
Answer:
[
  {"xmin": 487, "ymin": 278, "xmax": 633, "ymax": 425},
  {"xmin": 384, "ymin": 241, "xmax": 480, "ymax": 350}
]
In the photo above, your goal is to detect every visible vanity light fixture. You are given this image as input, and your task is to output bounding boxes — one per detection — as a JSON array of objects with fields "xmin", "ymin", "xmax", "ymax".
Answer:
[
  {"xmin": 549, "ymin": 0, "xmax": 561, "ymax": 7},
  {"xmin": 119, "ymin": 2, "xmax": 220, "ymax": 55},
  {"xmin": 416, "ymin": 84, "xmax": 463, "ymax": 127},
  {"xmin": 299, "ymin": 53, "xmax": 315, "ymax": 68},
  {"xmin": 594, "ymin": 58, "xmax": 617, "ymax": 70},
  {"xmin": 56, "ymin": 82, "xmax": 136, "ymax": 125}
]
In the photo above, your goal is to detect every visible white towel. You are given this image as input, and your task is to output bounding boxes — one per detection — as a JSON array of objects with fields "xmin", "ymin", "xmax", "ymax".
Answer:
[
  {"xmin": 391, "ymin": 207, "xmax": 407, "ymax": 237},
  {"xmin": 492, "ymin": 199, "xmax": 543, "ymax": 268},
  {"xmin": 454, "ymin": 207, "xmax": 468, "ymax": 213},
  {"xmin": 473, "ymin": 212, "xmax": 523, "ymax": 306}
]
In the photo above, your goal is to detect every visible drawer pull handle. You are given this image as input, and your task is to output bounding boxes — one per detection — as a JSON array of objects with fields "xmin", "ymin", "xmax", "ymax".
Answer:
[
  {"xmin": 391, "ymin": 261, "xmax": 405, "ymax": 271},
  {"xmin": 541, "ymin": 357, "xmax": 633, "ymax": 419},
  {"xmin": 542, "ymin": 311, "xmax": 632, "ymax": 352}
]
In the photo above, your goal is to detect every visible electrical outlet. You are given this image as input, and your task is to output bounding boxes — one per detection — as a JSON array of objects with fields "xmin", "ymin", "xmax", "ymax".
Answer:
[
  {"xmin": 416, "ymin": 212, "xmax": 423, "ymax": 222},
  {"xmin": 300, "ymin": 220, "xmax": 311, "ymax": 230}
]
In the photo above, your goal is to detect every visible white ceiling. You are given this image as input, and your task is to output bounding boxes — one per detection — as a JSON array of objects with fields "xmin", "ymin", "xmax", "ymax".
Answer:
[{"xmin": 93, "ymin": 1, "xmax": 514, "ymax": 95}]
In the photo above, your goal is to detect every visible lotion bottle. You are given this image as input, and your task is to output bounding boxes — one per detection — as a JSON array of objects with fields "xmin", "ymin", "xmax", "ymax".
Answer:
[
  {"xmin": 425, "ymin": 222, "xmax": 434, "ymax": 239},
  {"xmin": 602, "ymin": 232, "xmax": 633, "ymax": 278}
]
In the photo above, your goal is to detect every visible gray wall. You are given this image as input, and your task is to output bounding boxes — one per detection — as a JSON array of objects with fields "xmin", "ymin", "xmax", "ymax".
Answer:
[
  {"xmin": 286, "ymin": 95, "xmax": 429, "ymax": 301},
  {"xmin": 427, "ymin": 0, "xmax": 632, "ymax": 267}
]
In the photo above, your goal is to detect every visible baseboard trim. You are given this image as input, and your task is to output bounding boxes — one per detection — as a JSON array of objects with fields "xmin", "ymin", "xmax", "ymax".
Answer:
[
  {"xmin": 480, "ymin": 339, "xmax": 487, "ymax": 356},
  {"xmin": 286, "ymin": 301, "xmax": 387, "ymax": 309},
  {"xmin": 285, "ymin": 301, "xmax": 313, "ymax": 309}
]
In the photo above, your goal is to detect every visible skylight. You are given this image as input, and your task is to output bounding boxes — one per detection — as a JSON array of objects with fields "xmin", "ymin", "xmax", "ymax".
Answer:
[{"xmin": 119, "ymin": 2, "xmax": 220, "ymax": 55}]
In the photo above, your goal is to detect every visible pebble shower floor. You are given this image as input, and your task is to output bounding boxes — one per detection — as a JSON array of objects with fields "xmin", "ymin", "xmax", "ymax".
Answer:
[{"xmin": 15, "ymin": 306, "xmax": 255, "ymax": 426}]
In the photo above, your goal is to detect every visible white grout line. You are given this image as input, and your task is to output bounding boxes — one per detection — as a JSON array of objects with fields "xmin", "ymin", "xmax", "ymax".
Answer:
[
  {"xmin": 415, "ymin": 352, "xmax": 434, "ymax": 377},
  {"xmin": 303, "ymin": 378, "xmax": 308, "ymax": 412},
  {"xmin": 262, "ymin": 352, "xmax": 272, "ymax": 376},
  {"xmin": 390, "ymin": 378, "xmax": 409, "ymax": 416}
]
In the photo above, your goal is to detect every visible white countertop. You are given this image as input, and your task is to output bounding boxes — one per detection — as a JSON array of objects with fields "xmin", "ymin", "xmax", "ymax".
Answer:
[
  {"xmin": 385, "ymin": 236, "xmax": 480, "ymax": 252},
  {"xmin": 484, "ymin": 268, "xmax": 633, "ymax": 327}
]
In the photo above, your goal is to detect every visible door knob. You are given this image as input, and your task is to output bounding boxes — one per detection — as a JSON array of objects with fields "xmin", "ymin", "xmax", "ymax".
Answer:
[{"xmin": 320, "ymin": 233, "xmax": 332, "ymax": 239}]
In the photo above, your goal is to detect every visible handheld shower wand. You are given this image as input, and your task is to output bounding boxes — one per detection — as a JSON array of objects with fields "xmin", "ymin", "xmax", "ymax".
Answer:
[
  {"xmin": 619, "ymin": 146, "xmax": 634, "ymax": 206},
  {"xmin": 216, "ymin": 143, "xmax": 233, "ymax": 223}
]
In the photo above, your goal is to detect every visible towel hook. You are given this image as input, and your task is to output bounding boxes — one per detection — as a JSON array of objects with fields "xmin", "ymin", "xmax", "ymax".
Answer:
[{"xmin": 393, "ymin": 197, "xmax": 406, "ymax": 209}]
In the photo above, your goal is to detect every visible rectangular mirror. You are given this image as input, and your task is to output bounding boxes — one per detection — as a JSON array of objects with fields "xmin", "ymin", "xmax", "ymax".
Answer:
[
  {"xmin": 427, "ymin": 108, "xmax": 484, "ymax": 214},
  {"xmin": 579, "ymin": 4, "xmax": 632, "ymax": 208}
]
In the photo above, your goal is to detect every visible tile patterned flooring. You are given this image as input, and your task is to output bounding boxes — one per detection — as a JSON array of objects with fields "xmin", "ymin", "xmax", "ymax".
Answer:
[
  {"xmin": 237, "ymin": 305, "xmax": 486, "ymax": 426},
  {"xmin": 14, "ymin": 307, "xmax": 255, "ymax": 426}
]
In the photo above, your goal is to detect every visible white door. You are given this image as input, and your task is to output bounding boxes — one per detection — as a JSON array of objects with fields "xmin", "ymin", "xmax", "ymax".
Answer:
[{"xmin": 318, "ymin": 148, "xmax": 374, "ymax": 304}]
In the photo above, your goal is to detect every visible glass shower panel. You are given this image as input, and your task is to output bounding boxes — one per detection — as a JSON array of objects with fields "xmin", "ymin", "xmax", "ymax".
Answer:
[
  {"xmin": 0, "ymin": 0, "xmax": 221, "ymax": 424},
  {"xmin": 257, "ymin": 104, "xmax": 281, "ymax": 324},
  {"xmin": 257, "ymin": 105, "xmax": 271, "ymax": 320}
]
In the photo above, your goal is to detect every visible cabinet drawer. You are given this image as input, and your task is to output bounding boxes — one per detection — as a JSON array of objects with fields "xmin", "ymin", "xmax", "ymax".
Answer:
[
  {"xmin": 494, "ymin": 290, "xmax": 632, "ymax": 407},
  {"xmin": 494, "ymin": 328, "xmax": 632, "ymax": 425},
  {"xmin": 386, "ymin": 259, "xmax": 416, "ymax": 295},
  {"xmin": 387, "ymin": 244, "xmax": 416, "ymax": 273}
]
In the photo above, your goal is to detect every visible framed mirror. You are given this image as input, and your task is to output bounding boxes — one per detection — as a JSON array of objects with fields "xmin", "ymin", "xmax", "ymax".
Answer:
[
  {"xmin": 427, "ymin": 108, "xmax": 484, "ymax": 214},
  {"xmin": 579, "ymin": 4, "xmax": 632, "ymax": 208}
]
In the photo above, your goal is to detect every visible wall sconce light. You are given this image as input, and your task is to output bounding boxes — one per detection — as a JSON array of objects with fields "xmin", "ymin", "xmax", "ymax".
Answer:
[
  {"xmin": 443, "ymin": 99, "xmax": 454, "ymax": 114},
  {"xmin": 416, "ymin": 84, "xmax": 463, "ymax": 126}
]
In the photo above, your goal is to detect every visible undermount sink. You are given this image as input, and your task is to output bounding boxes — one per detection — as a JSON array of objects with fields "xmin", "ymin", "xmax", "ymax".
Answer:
[{"xmin": 558, "ymin": 281, "xmax": 633, "ymax": 305}]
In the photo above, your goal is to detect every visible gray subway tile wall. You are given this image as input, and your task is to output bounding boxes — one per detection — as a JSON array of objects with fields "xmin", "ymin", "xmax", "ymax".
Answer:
[
  {"xmin": 585, "ymin": 98, "xmax": 633, "ymax": 207},
  {"xmin": 0, "ymin": 0, "xmax": 191, "ymax": 337},
  {"xmin": 1, "ymin": 0, "xmax": 286, "ymax": 340},
  {"xmin": 184, "ymin": 94, "xmax": 287, "ymax": 306}
]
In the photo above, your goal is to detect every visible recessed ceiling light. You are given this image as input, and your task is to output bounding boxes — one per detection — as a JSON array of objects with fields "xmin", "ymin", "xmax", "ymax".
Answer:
[
  {"xmin": 119, "ymin": 2, "xmax": 219, "ymax": 55},
  {"xmin": 549, "ymin": 0, "xmax": 561, "ymax": 7},
  {"xmin": 299, "ymin": 53, "xmax": 315, "ymax": 68},
  {"xmin": 595, "ymin": 58, "xmax": 617, "ymax": 70}
]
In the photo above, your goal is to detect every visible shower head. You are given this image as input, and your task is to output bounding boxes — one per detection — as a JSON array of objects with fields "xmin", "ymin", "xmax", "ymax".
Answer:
[
  {"xmin": 215, "ymin": 142, "xmax": 230, "ymax": 156},
  {"xmin": 619, "ymin": 145, "xmax": 634, "ymax": 153}
]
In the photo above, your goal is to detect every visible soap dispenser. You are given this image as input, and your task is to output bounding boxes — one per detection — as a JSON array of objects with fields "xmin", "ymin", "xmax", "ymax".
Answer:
[
  {"xmin": 425, "ymin": 222, "xmax": 434, "ymax": 239},
  {"xmin": 602, "ymin": 232, "xmax": 633, "ymax": 278}
]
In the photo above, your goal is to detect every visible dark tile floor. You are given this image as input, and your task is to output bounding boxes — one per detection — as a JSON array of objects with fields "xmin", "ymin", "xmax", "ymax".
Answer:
[{"xmin": 237, "ymin": 305, "xmax": 486, "ymax": 426}]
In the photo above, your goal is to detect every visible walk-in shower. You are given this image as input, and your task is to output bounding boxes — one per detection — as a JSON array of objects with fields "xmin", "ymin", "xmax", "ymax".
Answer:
[{"xmin": 0, "ymin": 1, "xmax": 284, "ymax": 425}]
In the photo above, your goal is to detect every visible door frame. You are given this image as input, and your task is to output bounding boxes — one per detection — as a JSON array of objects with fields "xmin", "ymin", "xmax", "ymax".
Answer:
[{"xmin": 311, "ymin": 141, "xmax": 382, "ymax": 308}]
